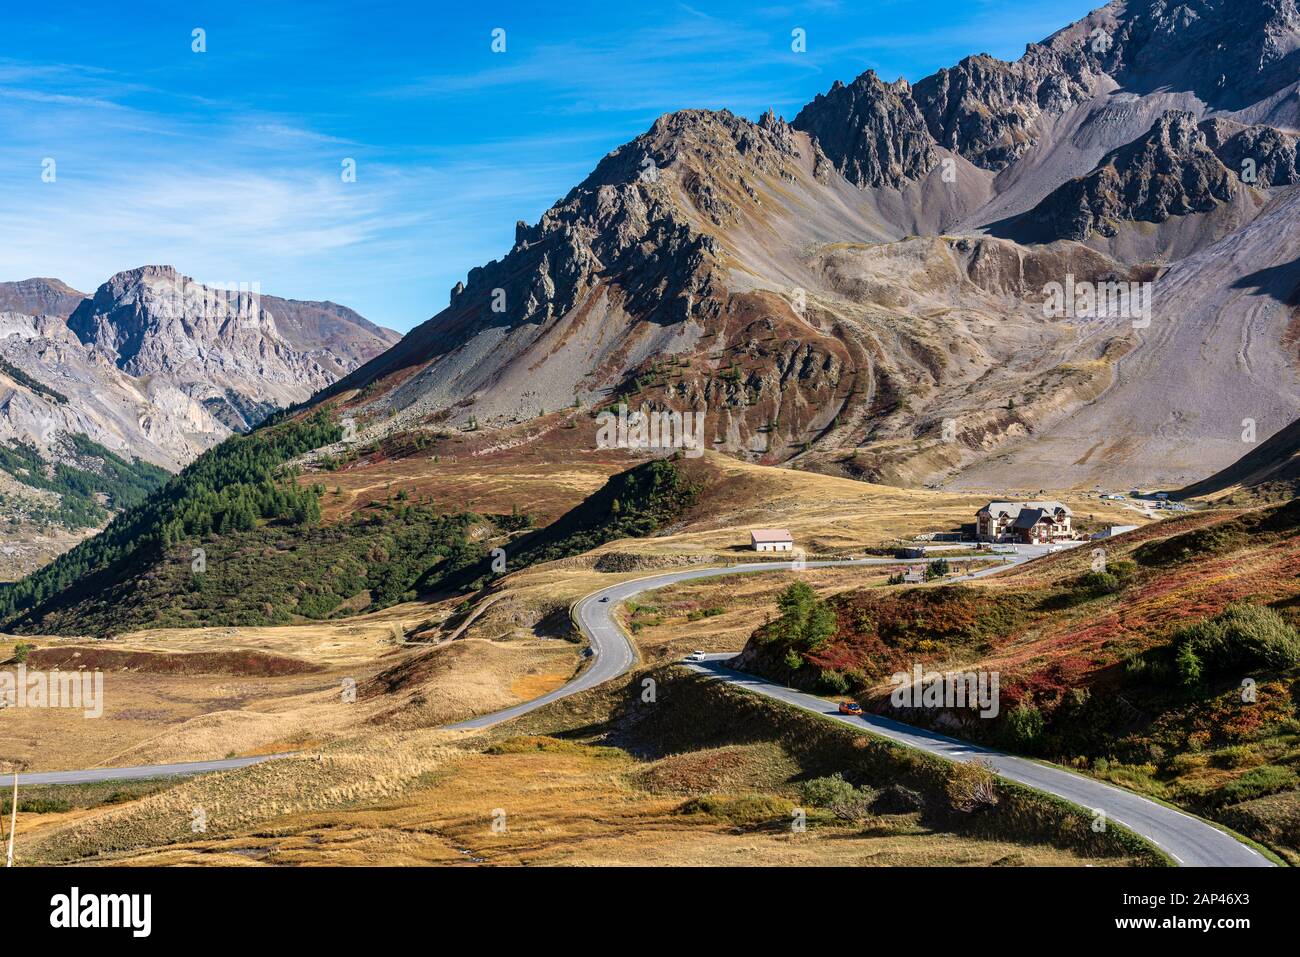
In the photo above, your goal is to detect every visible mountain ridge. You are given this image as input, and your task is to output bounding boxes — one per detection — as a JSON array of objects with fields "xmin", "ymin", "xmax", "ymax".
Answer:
[
  {"xmin": 11, "ymin": 0, "xmax": 1300, "ymax": 519},
  {"xmin": 290, "ymin": 1, "xmax": 1297, "ymax": 494}
]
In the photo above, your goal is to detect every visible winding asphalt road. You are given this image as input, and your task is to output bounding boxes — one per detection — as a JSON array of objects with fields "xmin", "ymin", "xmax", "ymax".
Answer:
[
  {"xmin": 683, "ymin": 656, "xmax": 1270, "ymax": 867},
  {"xmin": 461, "ymin": 553, "xmax": 1272, "ymax": 866},
  {"xmin": 13, "ymin": 551, "xmax": 1275, "ymax": 865},
  {"xmin": 448, "ymin": 557, "xmax": 993, "ymax": 730},
  {"xmin": 15, "ymin": 557, "xmax": 1006, "ymax": 782}
]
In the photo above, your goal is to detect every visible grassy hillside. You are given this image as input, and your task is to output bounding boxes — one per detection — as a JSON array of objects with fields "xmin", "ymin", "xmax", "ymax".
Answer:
[
  {"xmin": 0, "ymin": 432, "xmax": 705, "ymax": 637},
  {"xmin": 734, "ymin": 499, "xmax": 1300, "ymax": 862},
  {"xmin": 6, "ymin": 501, "xmax": 487, "ymax": 636},
  {"xmin": 20, "ymin": 680, "xmax": 1153, "ymax": 866},
  {"xmin": 0, "ymin": 412, "xmax": 341, "ymax": 633},
  {"xmin": 432, "ymin": 456, "xmax": 702, "ymax": 591}
]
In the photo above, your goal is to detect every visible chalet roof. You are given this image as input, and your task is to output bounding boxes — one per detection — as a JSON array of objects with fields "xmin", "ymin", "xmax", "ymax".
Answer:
[
  {"xmin": 1011, "ymin": 508, "xmax": 1047, "ymax": 530},
  {"xmin": 750, "ymin": 528, "xmax": 793, "ymax": 543},
  {"xmin": 978, "ymin": 500, "xmax": 1071, "ymax": 519}
]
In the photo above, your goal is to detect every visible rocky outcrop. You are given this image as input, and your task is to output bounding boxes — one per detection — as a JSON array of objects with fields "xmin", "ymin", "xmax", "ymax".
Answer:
[
  {"xmin": 0, "ymin": 310, "xmax": 222, "ymax": 470},
  {"xmin": 315, "ymin": 109, "xmax": 820, "ymax": 426},
  {"xmin": 304, "ymin": 0, "xmax": 1300, "ymax": 493},
  {"xmin": 432, "ymin": 110, "xmax": 753, "ymax": 343},
  {"xmin": 1202, "ymin": 118, "xmax": 1300, "ymax": 187},
  {"xmin": 1066, "ymin": 0, "xmax": 1300, "ymax": 111},
  {"xmin": 2, "ymin": 269, "xmax": 391, "ymax": 467},
  {"xmin": 899, "ymin": 0, "xmax": 1300, "ymax": 172},
  {"xmin": 793, "ymin": 71, "xmax": 938, "ymax": 188},
  {"xmin": 1015, "ymin": 111, "xmax": 1237, "ymax": 240}
]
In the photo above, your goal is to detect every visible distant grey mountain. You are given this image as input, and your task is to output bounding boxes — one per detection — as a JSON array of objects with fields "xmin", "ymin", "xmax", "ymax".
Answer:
[{"xmin": 1, "ymin": 266, "xmax": 400, "ymax": 469}]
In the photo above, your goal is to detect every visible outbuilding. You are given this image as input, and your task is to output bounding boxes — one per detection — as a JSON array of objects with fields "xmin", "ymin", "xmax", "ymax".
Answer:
[{"xmin": 750, "ymin": 529, "xmax": 794, "ymax": 552}]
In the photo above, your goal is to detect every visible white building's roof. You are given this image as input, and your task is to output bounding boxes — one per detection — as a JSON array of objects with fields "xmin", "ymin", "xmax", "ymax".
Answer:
[
  {"xmin": 750, "ymin": 528, "xmax": 793, "ymax": 543},
  {"xmin": 977, "ymin": 500, "xmax": 1072, "ymax": 518},
  {"xmin": 1091, "ymin": 524, "xmax": 1138, "ymax": 539}
]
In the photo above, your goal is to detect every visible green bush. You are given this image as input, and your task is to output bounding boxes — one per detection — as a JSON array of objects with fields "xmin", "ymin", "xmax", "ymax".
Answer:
[
  {"xmin": 686, "ymin": 606, "xmax": 724, "ymax": 622},
  {"xmin": 1122, "ymin": 647, "xmax": 1171, "ymax": 683},
  {"xmin": 1210, "ymin": 746, "xmax": 1259, "ymax": 770},
  {"xmin": 1109, "ymin": 559, "xmax": 1137, "ymax": 581},
  {"xmin": 817, "ymin": 670, "xmax": 851, "ymax": 695},
  {"xmin": 1078, "ymin": 570, "xmax": 1120, "ymax": 597},
  {"xmin": 798, "ymin": 773, "xmax": 859, "ymax": 807},
  {"xmin": 678, "ymin": 793, "xmax": 792, "ymax": 825},
  {"xmin": 797, "ymin": 773, "xmax": 876, "ymax": 821},
  {"xmin": 925, "ymin": 558, "xmax": 951, "ymax": 580},
  {"xmin": 1003, "ymin": 703, "xmax": 1045, "ymax": 750},
  {"xmin": 0, "ymin": 797, "xmax": 70, "ymax": 814},
  {"xmin": 1173, "ymin": 603, "xmax": 1300, "ymax": 687},
  {"xmin": 1215, "ymin": 765, "xmax": 1298, "ymax": 806},
  {"xmin": 1175, "ymin": 642, "xmax": 1203, "ymax": 686}
]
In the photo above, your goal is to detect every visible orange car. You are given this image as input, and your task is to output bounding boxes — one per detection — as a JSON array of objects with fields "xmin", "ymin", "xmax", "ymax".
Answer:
[{"xmin": 838, "ymin": 701, "xmax": 863, "ymax": 716}]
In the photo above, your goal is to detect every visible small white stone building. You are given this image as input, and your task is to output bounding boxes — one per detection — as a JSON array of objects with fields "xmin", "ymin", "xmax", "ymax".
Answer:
[
  {"xmin": 750, "ymin": 529, "xmax": 794, "ymax": 552},
  {"xmin": 1091, "ymin": 524, "xmax": 1138, "ymax": 540}
]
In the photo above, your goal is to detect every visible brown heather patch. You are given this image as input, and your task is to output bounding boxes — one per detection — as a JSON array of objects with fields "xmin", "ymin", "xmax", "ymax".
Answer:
[
  {"xmin": 634, "ymin": 742, "xmax": 800, "ymax": 795},
  {"xmin": 24, "ymin": 646, "xmax": 322, "ymax": 677},
  {"xmin": 306, "ymin": 411, "xmax": 640, "ymax": 525}
]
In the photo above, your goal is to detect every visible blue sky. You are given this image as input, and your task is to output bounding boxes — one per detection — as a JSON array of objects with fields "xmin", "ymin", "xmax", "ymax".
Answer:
[{"xmin": 0, "ymin": 0, "xmax": 1099, "ymax": 332}]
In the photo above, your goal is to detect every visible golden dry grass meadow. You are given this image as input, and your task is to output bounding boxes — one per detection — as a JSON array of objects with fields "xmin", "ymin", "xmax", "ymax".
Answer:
[{"xmin": 1, "ymin": 454, "xmax": 1155, "ymax": 866}]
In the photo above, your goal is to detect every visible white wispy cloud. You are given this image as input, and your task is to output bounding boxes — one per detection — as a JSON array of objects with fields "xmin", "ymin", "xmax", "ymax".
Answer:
[
  {"xmin": 0, "ymin": 60, "xmax": 586, "ymax": 330},
  {"xmin": 383, "ymin": 7, "xmax": 818, "ymax": 119}
]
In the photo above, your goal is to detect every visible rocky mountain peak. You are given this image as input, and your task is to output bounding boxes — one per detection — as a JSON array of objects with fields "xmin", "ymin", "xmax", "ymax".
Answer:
[
  {"xmin": 60, "ymin": 267, "xmax": 393, "ymax": 434},
  {"xmin": 2, "ymin": 266, "xmax": 394, "ymax": 471},
  {"xmin": 911, "ymin": 47, "xmax": 1097, "ymax": 171},
  {"xmin": 312, "ymin": 0, "xmax": 1300, "ymax": 492},
  {"xmin": 1150, "ymin": 109, "xmax": 1212, "ymax": 149},
  {"xmin": 69, "ymin": 266, "xmax": 278, "ymax": 373},
  {"xmin": 1201, "ymin": 117, "xmax": 1300, "ymax": 187},
  {"xmin": 1062, "ymin": 0, "xmax": 1300, "ymax": 109},
  {"xmin": 793, "ymin": 68, "xmax": 938, "ymax": 188},
  {"xmin": 448, "ymin": 107, "xmax": 811, "ymax": 340}
]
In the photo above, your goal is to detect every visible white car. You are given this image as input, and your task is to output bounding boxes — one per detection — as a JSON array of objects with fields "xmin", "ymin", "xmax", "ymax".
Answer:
[{"xmin": 684, "ymin": 650, "xmax": 705, "ymax": 662}]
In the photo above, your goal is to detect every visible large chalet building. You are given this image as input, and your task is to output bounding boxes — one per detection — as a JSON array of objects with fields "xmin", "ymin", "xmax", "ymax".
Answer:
[{"xmin": 976, "ymin": 501, "xmax": 1074, "ymax": 544}]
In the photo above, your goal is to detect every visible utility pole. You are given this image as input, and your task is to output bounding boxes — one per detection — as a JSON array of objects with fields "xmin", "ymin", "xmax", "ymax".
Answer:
[{"xmin": 5, "ymin": 770, "xmax": 16, "ymax": 867}]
